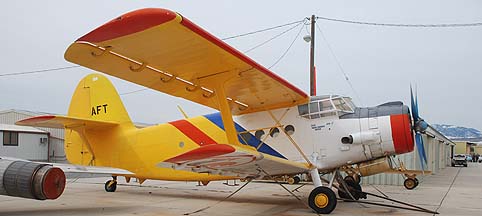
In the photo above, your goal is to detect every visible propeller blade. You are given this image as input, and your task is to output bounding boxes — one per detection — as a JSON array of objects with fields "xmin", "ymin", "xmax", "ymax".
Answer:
[
  {"xmin": 415, "ymin": 133, "xmax": 427, "ymax": 169},
  {"xmin": 410, "ymin": 85, "xmax": 419, "ymax": 121}
]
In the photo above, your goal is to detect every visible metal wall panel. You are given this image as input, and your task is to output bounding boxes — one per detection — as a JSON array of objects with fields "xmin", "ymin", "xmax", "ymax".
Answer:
[{"xmin": 0, "ymin": 132, "xmax": 48, "ymax": 161}]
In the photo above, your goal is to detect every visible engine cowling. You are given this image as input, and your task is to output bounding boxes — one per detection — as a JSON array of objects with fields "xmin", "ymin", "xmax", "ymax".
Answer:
[{"xmin": 0, "ymin": 159, "xmax": 66, "ymax": 200}]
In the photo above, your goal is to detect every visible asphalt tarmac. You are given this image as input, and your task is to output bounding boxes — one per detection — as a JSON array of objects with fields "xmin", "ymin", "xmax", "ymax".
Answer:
[{"xmin": 0, "ymin": 163, "xmax": 481, "ymax": 216}]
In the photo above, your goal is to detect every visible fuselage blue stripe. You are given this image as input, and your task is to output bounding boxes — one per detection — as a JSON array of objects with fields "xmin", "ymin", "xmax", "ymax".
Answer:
[{"xmin": 203, "ymin": 113, "xmax": 287, "ymax": 159}]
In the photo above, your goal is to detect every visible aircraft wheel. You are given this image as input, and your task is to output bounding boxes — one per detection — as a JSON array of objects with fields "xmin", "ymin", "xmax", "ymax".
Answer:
[
  {"xmin": 293, "ymin": 176, "xmax": 301, "ymax": 184},
  {"xmin": 338, "ymin": 177, "xmax": 363, "ymax": 200},
  {"xmin": 308, "ymin": 186, "xmax": 337, "ymax": 214},
  {"xmin": 404, "ymin": 178, "xmax": 417, "ymax": 190},
  {"xmin": 105, "ymin": 180, "xmax": 117, "ymax": 192}
]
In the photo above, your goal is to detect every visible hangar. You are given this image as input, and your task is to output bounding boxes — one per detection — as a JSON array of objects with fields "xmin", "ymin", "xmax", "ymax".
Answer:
[{"xmin": 0, "ymin": 109, "xmax": 66, "ymax": 162}]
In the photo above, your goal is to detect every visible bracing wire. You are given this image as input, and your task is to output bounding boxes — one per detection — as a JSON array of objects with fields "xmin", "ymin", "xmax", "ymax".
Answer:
[
  {"xmin": 316, "ymin": 16, "xmax": 482, "ymax": 28},
  {"xmin": 315, "ymin": 22, "xmax": 364, "ymax": 105},
  {"xmin": 0, "ymin": 65, "xmax": 80, "ymax": 77},
  {"xmin": 244, "ymin": 21, "xmax": 303, "ymax": 53},
  {"xmin": 221, "ymin": 19, "xmax": 304, "ymax": 40},
  {"xmin": 268, "ymin": 23, "xmax": 305, "ymax": 69}
]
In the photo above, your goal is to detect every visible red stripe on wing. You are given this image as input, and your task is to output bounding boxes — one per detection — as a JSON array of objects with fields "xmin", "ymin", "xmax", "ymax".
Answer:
[
  {"xmin": 165, "ymin": 144, "xmax": 235, "ymax": 163},
  {"xmin": 169, "ymin": 119, "xmax": 217, "ymax": 146},
  {"xmin": 77, "ymin": 8, "xmax": 177, "ymax": 43}
]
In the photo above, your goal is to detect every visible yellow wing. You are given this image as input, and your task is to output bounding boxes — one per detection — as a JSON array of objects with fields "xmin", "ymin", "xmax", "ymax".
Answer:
[
  {"xmin": 158, "ymin": 144, "xmax": 310, "ymax": 178},
  {"xmin": 64, "ymin": 8, "xmax": 308, "ymax": 115}
]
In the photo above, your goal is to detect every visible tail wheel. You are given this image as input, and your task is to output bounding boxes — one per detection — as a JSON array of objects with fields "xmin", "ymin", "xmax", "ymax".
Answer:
[
  {"xmin": 308, "ymin": 186, "xmax": 337, "ymax": 214},
  {"xmin": 338, "ymin": 177, "xmax": 363, "ymax": 200},
  {"xmin": 404, "ymin": 178, "xmax": 417, "ymax": 190},
  {"xmin": 105, "ymin": 180, "xmax": 117, "ymax": 192}
]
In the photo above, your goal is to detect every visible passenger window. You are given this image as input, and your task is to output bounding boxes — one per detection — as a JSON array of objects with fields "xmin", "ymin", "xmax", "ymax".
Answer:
[
  {"xmin": 284, "ymin": 125, "xmax": 295, "ymax": 135},
  {"xmin": 255, "ymin": 130, "xmax": 265, "ymax": 140},
  {"xmin": 269, "ymin": 128, "xmax": 280, "ymax": 138}
]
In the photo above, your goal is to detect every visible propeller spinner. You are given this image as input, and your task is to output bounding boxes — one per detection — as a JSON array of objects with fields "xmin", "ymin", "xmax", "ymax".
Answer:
[{"xmin": 410, "ymin": 86, "xmax": 428, "ymax": 169}]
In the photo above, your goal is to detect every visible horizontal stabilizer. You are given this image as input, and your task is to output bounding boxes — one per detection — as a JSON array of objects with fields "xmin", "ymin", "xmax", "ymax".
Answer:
[
  {"xmin": 16, "ymin": 115, "xmax": 118, "ymax": 129},
  {"xmin": 52, "ymin": 163, "xmax": 134, "ymax": 176}
]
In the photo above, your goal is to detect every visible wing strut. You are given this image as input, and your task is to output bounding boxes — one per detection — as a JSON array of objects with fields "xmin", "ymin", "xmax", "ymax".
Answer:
[{"xmin": 209, "ymin": 75, "xmax": 242, "ymax": 147}]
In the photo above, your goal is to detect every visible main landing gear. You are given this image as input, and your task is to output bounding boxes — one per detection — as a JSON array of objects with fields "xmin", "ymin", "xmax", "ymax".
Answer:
[
  {"xmin": 307, "ymin": 169, "xmax": 367, "ymax": 214},
  {"xmin": 338, "ymin": 175, "xmax": 366, "ymax": 200},
  {"xmin": 403, "ymin": 177, "xmax": 419, "ymax": 190},
  {"xmin": 105, "ymin": 176, "xmax": 117, "ymax": 192}
]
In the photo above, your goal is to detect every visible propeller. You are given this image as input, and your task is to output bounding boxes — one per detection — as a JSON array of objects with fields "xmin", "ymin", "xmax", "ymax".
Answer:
[{"xmin": 410, "ymin": 86, "xmax": 428, "ymax": 170}]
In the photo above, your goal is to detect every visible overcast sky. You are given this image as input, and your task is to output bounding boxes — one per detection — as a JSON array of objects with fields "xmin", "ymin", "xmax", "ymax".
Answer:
[{"xmin": 0, "ymin": 1, "xmax": 481, "ymax": 130}]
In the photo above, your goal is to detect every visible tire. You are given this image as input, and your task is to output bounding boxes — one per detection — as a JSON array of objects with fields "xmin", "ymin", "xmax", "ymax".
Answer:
[
  {"xmin": 308, "ymin": 186, "xmax": 337, "ymax": 214},
  {"xmin": 404, "ymin": 178, "xmax": 416, "ymax": 190},
  {"xmin": 464, "ymin": 163, "xmax": 468, "ymax": 167},
  {"xmin": 105, "ymin": 180, "xmax": 117, "ymax": 192},
  {"xmin": 414, "ymin": 178, "xmax": 419, "ymax": 187},
  {"xmin": 338, "ymin": 177, "xmax": 363, "ymax": 200},
  {"xmin": 293, "ymin": 176, "xmax": 301, "ymax": 184}
]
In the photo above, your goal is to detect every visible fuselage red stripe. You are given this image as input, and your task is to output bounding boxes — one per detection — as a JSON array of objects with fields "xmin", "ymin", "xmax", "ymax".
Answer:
[
  {"xmin": 390, "ymin": 114, "xmax": 414, "ymax": 154},
  {"xmin": 169, "ymin": 120, "xmax": 217, "ymax": 146}
]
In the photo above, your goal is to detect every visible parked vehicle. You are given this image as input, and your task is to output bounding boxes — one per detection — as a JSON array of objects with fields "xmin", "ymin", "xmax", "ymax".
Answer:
[{"xmin": 452, "ymin": 154, "xmax": 468, "ymax": 167}]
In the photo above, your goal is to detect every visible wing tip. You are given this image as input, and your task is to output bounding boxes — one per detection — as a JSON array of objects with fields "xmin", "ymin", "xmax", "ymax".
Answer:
[
  {"xmin": 76, "ymin": 8, "xmax": 179, "ymax": 43},
  {"xmin": 16, "ymin": 115, "xmax": 56, "ymax": 126}
]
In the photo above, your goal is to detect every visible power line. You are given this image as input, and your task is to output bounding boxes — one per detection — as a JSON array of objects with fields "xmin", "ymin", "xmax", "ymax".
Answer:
[
  {"xmin": 221, "ymin": 19, "xmax": 304, "ymax": 40},
  {"xmin": 244, "ymin": 21, "xmax": 303, "ymax": 53},
  {"xmin": 316, "ymin": 16, "xmax": 482, "ymax": 28},
  {"xmin": 315, "ymin": 22, "xmax": 364, "ymax": 106},
  {"xmin": 268, "ymin": 23, "xmax": 304, "ymax": 69},
  {"xmin": 0, "ymin": 65, "xmax": 80, "ymax": 77}
]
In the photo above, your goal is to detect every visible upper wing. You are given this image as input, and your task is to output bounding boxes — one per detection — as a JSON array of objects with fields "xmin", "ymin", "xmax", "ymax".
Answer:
[
  {"xmin": 158, "ymin": 144, "xmax": 310, "ymax": 178},
  {"xmin": 16, "ymin": 115, "xmax": 118, "ymax": 130},
  {"xmin": 64, "ymin": 8, "xmax": 308, "ymax": 115}
]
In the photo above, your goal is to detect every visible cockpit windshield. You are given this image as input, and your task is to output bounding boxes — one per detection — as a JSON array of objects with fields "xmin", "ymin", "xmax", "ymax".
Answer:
[{"xmin": 297, "ymin": 95, "xmax": 356, "ymax": 119}]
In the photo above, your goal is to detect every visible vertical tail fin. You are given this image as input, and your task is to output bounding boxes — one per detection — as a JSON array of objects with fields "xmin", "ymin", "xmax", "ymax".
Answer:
[{"xmin": 68, "ymin": 73, "xmax": 133, "ymax": 127}]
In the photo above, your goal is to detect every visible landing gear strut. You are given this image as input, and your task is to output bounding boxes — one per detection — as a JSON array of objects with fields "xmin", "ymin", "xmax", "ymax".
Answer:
[
  {"xmin": 105, "ymin": 176, "xmax": 117, "ymax": 192},
  {"xmin": 338, "ymin": 176, "xmax": 365, "ymax": 200}
]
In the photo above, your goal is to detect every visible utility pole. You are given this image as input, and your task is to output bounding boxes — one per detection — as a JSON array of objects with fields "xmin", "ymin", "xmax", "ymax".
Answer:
[{"xmin": 309, "ymin": 15, "xmax": 316, "ymax": 96}]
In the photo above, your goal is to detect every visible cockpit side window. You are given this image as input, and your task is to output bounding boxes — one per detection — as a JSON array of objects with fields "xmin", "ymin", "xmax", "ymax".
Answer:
[
  {"xmin": 309, "ymin": 102, "xmax": 319, "ymax": 113},
  {"xmin": 333, "ymin": 98, "xmax": 353, "ymax": 112},
  {"xmin": 298, "ymin": 104, "xmax": 309, "ymax": 116}
]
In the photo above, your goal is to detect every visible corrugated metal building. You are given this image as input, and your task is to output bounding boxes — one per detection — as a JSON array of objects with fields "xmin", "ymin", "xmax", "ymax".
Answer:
[
  {"xmin": 0, "ymin": 109, "xmax": 66, "ymax": 162},
  {"xmin": 0, "ymin": 124, "xmax": 49, "ymax": 161},
  {"xmin": 363, "ymin": 125, "xmax": 455, "ymax": 186}
]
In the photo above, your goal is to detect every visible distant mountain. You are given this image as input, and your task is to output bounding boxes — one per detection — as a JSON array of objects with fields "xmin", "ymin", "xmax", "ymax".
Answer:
[{"xmin": 432, "ymin": 124, "xmax": 482, "ymax": 141}]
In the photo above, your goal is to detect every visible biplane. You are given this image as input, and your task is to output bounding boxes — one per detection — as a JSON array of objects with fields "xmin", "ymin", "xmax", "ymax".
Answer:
[{"xmin": 9, "ymin": 8, "xmax": 432, "ymax": 214}]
